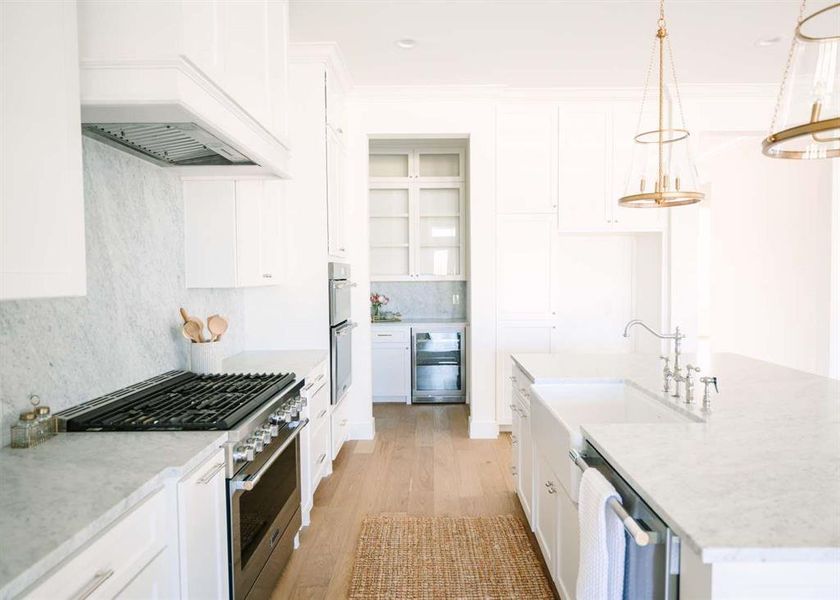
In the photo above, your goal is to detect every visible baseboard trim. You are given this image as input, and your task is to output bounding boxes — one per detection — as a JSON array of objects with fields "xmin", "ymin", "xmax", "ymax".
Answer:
[
  {"xmin": 469, "ymin": 418, "xmax": 499, "ymax": 439},
  {"xmin": 349, "ymin": 418, "xmax": 375, "ymax": 440}
]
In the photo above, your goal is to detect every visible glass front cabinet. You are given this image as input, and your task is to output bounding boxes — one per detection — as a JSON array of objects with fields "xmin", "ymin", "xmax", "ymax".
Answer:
[{"xmin": 369, "ymin": 147, "xmax": 466, "ymax": 281}]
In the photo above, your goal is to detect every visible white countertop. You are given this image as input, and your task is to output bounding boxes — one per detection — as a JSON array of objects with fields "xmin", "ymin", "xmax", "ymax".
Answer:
[
  {"xmin": 0, "ymin": 431, "xmax": 227, "ymax": 599},
  {"xmin": 222, "ymin": 349, "xmax": 328, "ymax": 381},
  {"xmin": 371, "ymin": 318, "xmax": 468, "ymax": 327},
  {"xmin": 511, "ymin": 352, "xmax": 840, "ymax": 564}
]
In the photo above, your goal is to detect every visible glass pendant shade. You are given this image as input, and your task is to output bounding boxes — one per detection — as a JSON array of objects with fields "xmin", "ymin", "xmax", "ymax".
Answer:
[
  {"xmin": 764, "ymin": 2, "xmax": 840, "ymax": 159},
  {"xmin": 619, "ymin": 2, "xmax": 704, "ymax": 208}
]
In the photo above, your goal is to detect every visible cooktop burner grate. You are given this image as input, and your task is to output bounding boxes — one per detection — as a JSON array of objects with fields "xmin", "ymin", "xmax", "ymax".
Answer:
[{"xmin": 60, "ymin": 371, "xmax": 295, "ymax": 431}]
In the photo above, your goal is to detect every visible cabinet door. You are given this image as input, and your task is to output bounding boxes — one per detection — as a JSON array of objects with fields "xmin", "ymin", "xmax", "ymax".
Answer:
[
  {"xmin": 235, "ymin": 180, "xmax": 265, "ymax": 287},
  {"xmin": 369, "ymin": 183, "xmax": 411, "ymax": 279},
  {"xmin": 514, "ymin": 389, "xmax": 534, "ymax": 528},
  {"xmin": 497, "ymin": 104, "xmax": 558, "ymax": 214},
  {"xmin": 557, "ymin": 102, "xmax": 612, "ymax": 230},
  {"xmin": 1, "ymin": 0, "xmax": 86, "ymax": 300},
  {"xmin": 557, "ymin": 488, "xmax": 580, "ymax": 599},
  {"xmin": 116, "ymin": 550, "xmax": 172, "ymax": 600},
  {"xmin": 611, "ymin": 100, "xmax": 665, "ymax": 231},
  {"xmin": 177, "ymin": 449, "xmax": 228, "ymax": 600},
  {"xmin": 372, "ymin": 342, "xmax": 411, "ymax": 402},
  {"xmin": 415, "ymin": 183, "xmax": 465, "ymax": 279},
  {"xmin": 327, "ymin": 128, "xmax": 346, "ymax": 257},
  {"xmin": 259, "ymin": 180, "xmax": 283, "ymax": 282},
  {"xmin": 184, "ymin": 180, "xmax": 238, "ymax": 288},
  {"xmin": 535, "ymin": 451, "xmax": 559, "ymax": 578},
  {"xmin": 496, "ymin": 215, "xmax": 558, "ymax": 321}
]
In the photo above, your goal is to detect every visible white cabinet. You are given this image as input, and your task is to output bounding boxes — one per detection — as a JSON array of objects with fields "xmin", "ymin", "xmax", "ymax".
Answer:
[
  {"xmin": 534, "ymin": 450, "xmax": 559, "ymax": 579},
  {"xmin": 176, "ymin": 449, "xmax": 228, "ymax": 600},
  {"xmin": 1, "ymin": 0, "xmax": 86, "ymax": 300},
  {"xmin": 557, "ymin": 485, "xmax": 580, "ymax": 600},
  {"xmin": 369, "ymin": 146, "xmax": 466, "ymax": 281},
  {"xmin": 23, "ymin": 489, "xmax": 174, "ymax": 599},
  {"xmin": 496, "ymin": 104, "xmax": 559, "ymax": 214},
  {"xmin": 300, "ymin": 359, "xmax": 331, "ymax": 526},
  {"xmin": 327, "ymin": 126, "xmax": 347, "ymax": 258},
  {"xmin": 331, "ymin": 394, "xmax": 350, "ymax": 460},
  {"xmin": 184, "ymin": 179, "xmax": 284, "ymax": 288},
  {"xmin": 557, "ymin": 102, "xmax": 613, "ymax": 230},
  {"xmin": 372, "ymin": 327, "xmax": 412, "ymax": 403},
  {"xmin": 511, "ymin": 387, "xmax": 534, "ymax": 528},
  {"xmin": 496, "ymin": 215, "xmax": 559, "ymax": 321},
  {"xmin": 497, "ymin": 325, "xmax": 555, "ymax": 426}
]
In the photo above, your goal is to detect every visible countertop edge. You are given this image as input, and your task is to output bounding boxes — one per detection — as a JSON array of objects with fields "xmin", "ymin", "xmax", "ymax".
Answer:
[{"xmin": 0, "ymin": 432, "xmax": 227, "ymax": 600}]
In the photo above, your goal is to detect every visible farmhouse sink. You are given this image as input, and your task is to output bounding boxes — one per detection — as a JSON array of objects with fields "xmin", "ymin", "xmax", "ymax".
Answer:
[{"xmin": 529, "ymin": 381, "xmax": 693, "ymax": 501}]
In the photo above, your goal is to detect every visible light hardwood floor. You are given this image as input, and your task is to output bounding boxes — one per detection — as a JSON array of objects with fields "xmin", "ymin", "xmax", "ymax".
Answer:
[{"xmin": 271, "ymin": 403, "xmax": 556, "ymax": 599}]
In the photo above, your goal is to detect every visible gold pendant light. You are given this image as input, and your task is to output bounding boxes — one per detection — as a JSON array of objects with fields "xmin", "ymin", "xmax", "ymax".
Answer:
[
  {"xmin": 619, "ymin": 0, "xmax": 704, "ymax": 208},
  {"xmin": 763, "ymin": 1, "xmax": 839, "ymax": 159}
]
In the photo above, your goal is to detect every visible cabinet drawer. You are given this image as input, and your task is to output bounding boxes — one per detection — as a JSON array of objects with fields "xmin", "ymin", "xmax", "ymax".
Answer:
[
  {"xmin": 372, "ymin": 327, "xmax": 410, "ymax": 344},
  {"xmin": 25, "ymin": 489, "xmax": 169, "ymax": 599},
  {"xmin": 303, "ymin": 365, "xmax": 330, "ymax": 430},
  {"xmin": 331, "ymin": 401, "xmax": 350, "ymax": 460},
  {"xmin": 309, "ymin": 419, "xmax": 331, "ymax": 493}
]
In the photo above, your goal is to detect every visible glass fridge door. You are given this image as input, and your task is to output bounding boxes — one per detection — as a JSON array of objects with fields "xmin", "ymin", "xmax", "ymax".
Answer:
[{"xmin": 412, "ymin": 330, "xmax": 465, "ymax": 402}]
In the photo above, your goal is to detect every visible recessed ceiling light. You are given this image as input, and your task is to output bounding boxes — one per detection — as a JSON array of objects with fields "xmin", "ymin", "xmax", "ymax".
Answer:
[
  {"xmin": 396, "ymin": 38, "xmax": 417, "ymax": 50},
  {"xmin": 755, "ymin": 35, "xmax": 782, "ymax": 47}
]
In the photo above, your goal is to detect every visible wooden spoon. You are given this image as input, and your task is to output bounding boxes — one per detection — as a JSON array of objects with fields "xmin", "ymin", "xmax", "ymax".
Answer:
[
  {"xmin": 207, "ymin": 314, "xmax": 228, "ymax": 342},
  {"xmin": 182, "ymin": 320, "xmax": 203, "ymax": 344},
  {"xmin": 179, "ymin": 307, "xmax": 190, "ymax": 325}
]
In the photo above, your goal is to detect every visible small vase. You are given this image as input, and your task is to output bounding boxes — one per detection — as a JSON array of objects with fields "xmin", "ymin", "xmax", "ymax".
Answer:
[{"xmin": 371, "ymin": 304, "xmax": 381, "ymax": 320}]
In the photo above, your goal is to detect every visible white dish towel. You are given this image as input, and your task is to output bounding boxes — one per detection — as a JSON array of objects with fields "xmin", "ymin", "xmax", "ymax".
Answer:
[{"xmin": 576, "ymin": 468, "xmax": 626, "ymax": 600}]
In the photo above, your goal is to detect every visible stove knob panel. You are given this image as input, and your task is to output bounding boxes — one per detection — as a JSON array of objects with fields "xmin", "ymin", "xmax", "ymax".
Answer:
[{"xmin": 248, "ymin": 436, "xmax": 264, "ymax": 453}]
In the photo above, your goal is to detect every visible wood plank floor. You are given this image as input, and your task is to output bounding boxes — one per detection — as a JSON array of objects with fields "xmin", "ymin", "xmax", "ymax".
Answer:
[{"xmin": 271, "ymin": 403, "xmax": 557, "ymax": 599}]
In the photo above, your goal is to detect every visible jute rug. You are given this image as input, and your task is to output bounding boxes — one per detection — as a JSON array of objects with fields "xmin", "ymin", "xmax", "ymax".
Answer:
[{"xmin": 348, "ymin": 514, "xmax": 555, "ymax": 599}]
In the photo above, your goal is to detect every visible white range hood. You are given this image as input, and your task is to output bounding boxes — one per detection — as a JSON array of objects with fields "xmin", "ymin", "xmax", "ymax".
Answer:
[{"xmin": 77, "ymin": 0, "xmax": 291, "ymax": 178}]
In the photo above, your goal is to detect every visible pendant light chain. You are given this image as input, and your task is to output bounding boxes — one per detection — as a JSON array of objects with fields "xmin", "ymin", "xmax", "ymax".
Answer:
[
  {"xmin": 635, "ymin": 36, "xmax": 659, "ymax": 135},
  {"xmin": 769, "ymin": 0, "xmax": 809, "ymax": 133}
]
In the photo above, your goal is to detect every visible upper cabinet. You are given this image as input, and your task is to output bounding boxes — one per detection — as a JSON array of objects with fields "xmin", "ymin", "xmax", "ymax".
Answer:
[
  {"xmin": 77, "ymin": 0, "xmax": 291, "ymax": 177},
  {"xmin": 1, "ymin": 0, "xmax": 86, "ymax": 300},
  {"xmin": 369, "ymin": 146, "xmax": 467, "ymax": 281},
  {"xmin": 496, "ymin": 104, "xmax": 559, "ymax": 214},
  {"xmin": 495, "ymin": 101, "xmax": 665, "ymax": 232},
  {"xmin": 184, "ymin": 179, "xmax": 284, "ymax": 288}
]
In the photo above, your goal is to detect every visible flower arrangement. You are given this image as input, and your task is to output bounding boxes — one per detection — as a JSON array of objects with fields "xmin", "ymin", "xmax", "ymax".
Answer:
[{"xmin": 370, "ymin": 293, "xmax": 389, "ymax": 319}]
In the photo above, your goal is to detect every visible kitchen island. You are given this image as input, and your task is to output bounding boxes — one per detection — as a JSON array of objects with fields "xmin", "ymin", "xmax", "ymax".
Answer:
[{"xmin": 511, "ymin": 352, "xmax": 840, "ymax": 599}]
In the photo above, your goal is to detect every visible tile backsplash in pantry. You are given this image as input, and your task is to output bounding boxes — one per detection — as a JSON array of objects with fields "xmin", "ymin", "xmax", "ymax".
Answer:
[{"xmin": 369, "ymin": 281, "xmax": 467, "ymax": 320}]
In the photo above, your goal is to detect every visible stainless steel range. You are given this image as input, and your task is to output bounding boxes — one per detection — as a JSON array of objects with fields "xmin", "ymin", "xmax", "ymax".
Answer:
[{"xmin": 56, "ymin": 370, "xmax": 308, "ymax": 600}]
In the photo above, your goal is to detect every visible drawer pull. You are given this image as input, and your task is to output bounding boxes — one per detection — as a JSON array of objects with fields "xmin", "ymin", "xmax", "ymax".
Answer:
[
  {"xmin": 318, "ymin": 453, "xmax": 327, "ymax": 464},
  {"xmin": 317, "ymin": 409, "xmax": 328, "ymax": 419},
  {"xmin": 510, "ymin": 465, "xmax": 517, "ymax": 476},
  {"xmin": 302, "ymin": 374, "xmax": 326, "ymax": 393},
  {"xmin": 73, "ymin": 569, "xmax": 114, "ymax": 600},
  {"xmin": 198, "ymin": 462, "xmax": 225, "ymax": 485},
  {"xmin": 340, "ymin": 419, "xmax": 348, "ymax": 426},
  {"xmin": 545, "ymin": 481, "xmax": 557, "ymax": 494}
]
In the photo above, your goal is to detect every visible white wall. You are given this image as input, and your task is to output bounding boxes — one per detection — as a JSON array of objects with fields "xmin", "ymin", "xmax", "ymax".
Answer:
[{"xmin": 702, "ymin": 133, "xmax": 833, "ymax": 376}]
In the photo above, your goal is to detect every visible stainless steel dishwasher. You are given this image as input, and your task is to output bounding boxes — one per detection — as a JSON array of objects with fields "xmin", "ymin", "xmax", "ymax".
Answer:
[
  {"xmin": 411, "ymin": 326, "xmax": 466, "ymax": 404},
  {"xmin": 574, "ymin": 441, "xmax": 681, "ymax": 599}
]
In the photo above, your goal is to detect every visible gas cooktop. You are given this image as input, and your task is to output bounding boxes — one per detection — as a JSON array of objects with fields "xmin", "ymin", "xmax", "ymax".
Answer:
[{"xmin": 57, "ymin": 370, "xmax": 296, "ymax": 431}]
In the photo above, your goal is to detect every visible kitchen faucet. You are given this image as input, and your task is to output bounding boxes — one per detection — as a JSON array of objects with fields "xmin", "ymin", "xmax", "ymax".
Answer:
[{"xmin": 622, "ymin": 319, "xmax": 686, "ymax": 397}]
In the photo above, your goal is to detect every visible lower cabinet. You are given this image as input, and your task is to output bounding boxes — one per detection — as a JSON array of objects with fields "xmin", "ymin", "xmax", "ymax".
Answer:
[
  {"xmin": 177, "ymin": 448, "xmax": 229, "ymax": 600},
  {"xmin": 372, "ymin": 326, "xmax": 412, "ymax": 403},
  {"xmin": 511, "ymin": 387, "xmax": 534, "ymax": 529},
  {"xmin": 331, "ymin": 396, "xmax": 350, "ymax": 460},
  {"xmin": 535, "ymin": 451, "xmax": 559, "ymax": 579},
  {"xmin": 23, "ymin": 488, "xmax": 175, "ymax": 599},
  {"xmin": 300, "ymin": 359, "xmax": 332, "ymax": 525}
]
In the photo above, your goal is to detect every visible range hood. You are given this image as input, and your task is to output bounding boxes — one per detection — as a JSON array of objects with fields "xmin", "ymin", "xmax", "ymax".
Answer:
[{"xmin": 82, "ymin": 123, "xmax": 254, "ymax": 168}]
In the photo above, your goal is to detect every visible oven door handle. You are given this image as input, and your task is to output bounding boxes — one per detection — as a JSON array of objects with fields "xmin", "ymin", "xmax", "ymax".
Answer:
[
  {"xmin": 333, "ymin": 281, "xmax": 357, "ymax": 289},
  {"xmin": 335, "ymin": 322, "xmax": 358, "ymax": 336},
  {"xmin": 231, "ymin": 420, "xmax": 306, "ymax": 492}
]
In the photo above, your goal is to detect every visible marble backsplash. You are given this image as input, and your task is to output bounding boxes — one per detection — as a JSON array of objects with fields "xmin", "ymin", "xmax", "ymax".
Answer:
[
  {"xmin": 0, "ymin": 138, "xmax": 248, "ymax": 445},
  {"xmin": 369, "ymin": 281, "xmax": 467, "ymax": 320}
]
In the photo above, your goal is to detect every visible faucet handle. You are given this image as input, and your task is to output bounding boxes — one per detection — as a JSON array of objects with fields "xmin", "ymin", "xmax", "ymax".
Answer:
[
  {"xmin": 686, "ymin": 364, "xmax": 700, "ymax": 373},
  {"xmin": 659, "ymin": 355, "xmax": 670, "ymax": 367},
  {"xmin": 699, "ymin": 376, "xmax": 718, "ymax": 410}
]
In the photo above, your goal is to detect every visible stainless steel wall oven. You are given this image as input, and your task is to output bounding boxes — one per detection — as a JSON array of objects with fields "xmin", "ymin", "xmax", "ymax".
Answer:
[{"xmin": 329, "ymin": 262, "xmax": 355, "ymax": 405}]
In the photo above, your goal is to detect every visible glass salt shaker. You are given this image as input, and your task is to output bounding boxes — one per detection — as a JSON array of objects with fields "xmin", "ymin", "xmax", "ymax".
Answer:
[
  {"xmin": 11, "ymin": 411, "xmax": 39, "ymax": 448},
  {"xmin": 34, "ymin": 405, "xmax": 54, "ymax": 441}
]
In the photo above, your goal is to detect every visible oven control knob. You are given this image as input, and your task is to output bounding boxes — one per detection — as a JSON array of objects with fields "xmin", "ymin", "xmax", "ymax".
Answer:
[
  {"xmin": 268, "ymin": 423, "xmax": 279, "ymax": 437},
  {"xmin": 268, "ymin": 410, "xmax": 283, "ymax": 425},
  {"xmin": 299, "ymin": 396, "xmax": 308, "ymax": 409},
  {"xmin": 248, "ymin": 436, "xmax": 264, "ymax": 453},
  {"xmin": 284, "ymin": 410, "xmax": 293, "ymax": 423},
  {"xmin": 257, "ymin": 427, "xmax": 272, "ymax": 444},
  {"xmin": 233, "ymin": 443, "xmax": 255, "ymax": 462}
]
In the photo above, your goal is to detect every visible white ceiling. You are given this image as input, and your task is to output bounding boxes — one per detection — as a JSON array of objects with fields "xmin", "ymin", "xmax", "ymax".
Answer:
[{"xmin": 289, "ymin": 0, "xmax": 825, "ymax": 88}]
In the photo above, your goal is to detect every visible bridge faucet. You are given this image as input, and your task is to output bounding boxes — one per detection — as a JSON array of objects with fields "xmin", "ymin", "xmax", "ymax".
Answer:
[{"xmin": 623, "ymin": 320, "xmax": 686, "ymax": 392}]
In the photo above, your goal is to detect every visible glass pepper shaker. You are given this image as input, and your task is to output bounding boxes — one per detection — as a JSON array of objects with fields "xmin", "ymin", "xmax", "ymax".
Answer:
[
  {"xmin": 34, "ymin": 404, "xmax": 54, "ymax": 441},
  {"xmin": 11, "ymin": 411, "xmax": 39, "ymax": 448}
]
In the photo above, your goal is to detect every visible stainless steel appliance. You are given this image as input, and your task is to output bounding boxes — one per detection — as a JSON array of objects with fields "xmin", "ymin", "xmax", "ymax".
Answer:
[
  {"xmin": 329, "ymin": 262, "xmax": 356, "ymax": 404},
  {"xmin": 56, "ymin": 371, "xmax": 309, "ymax": 600},
  {"xmin": 411, "ymin": 326, "xmax": 466, "ymax": 404},
  {"xmin": 572, "ymin": 443, "xmax": 681, "ymax": 600}
]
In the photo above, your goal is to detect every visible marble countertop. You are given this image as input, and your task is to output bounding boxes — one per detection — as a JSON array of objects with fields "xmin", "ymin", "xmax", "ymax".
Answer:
[
  {"xmin": 371, "ymin": 318, "xmax": 468, "ymax": 326},
  {"xmin": 0, "ymin": 431, "xmax": 227, "ymax": 599},
  {"xmin": 512, "ymin": 352, "xmax": 840, "ymax": 564},
  {"xmin": 222, "ymin": 349, "xmax": 329, "ymax": 381}
]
